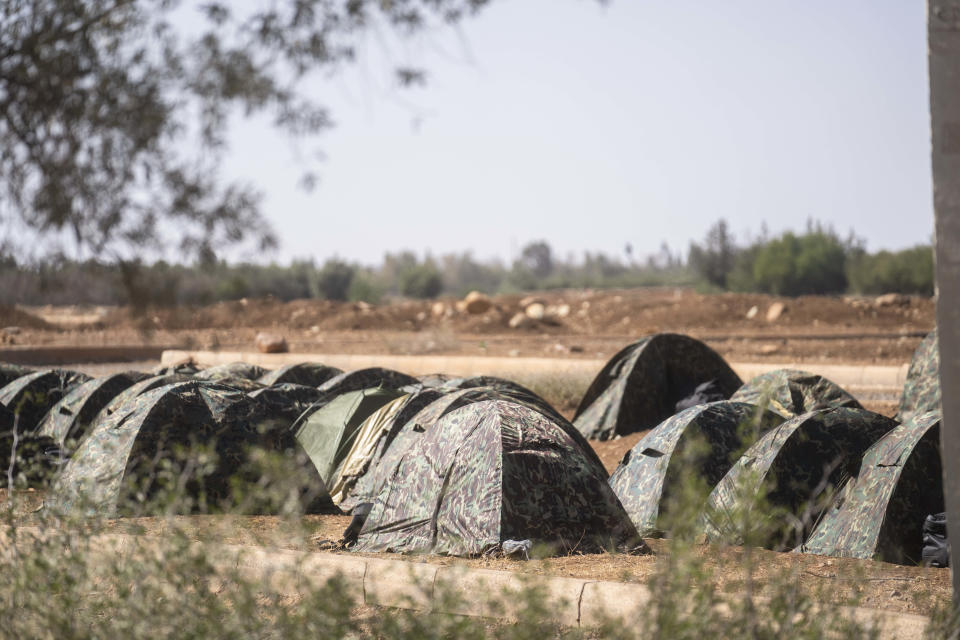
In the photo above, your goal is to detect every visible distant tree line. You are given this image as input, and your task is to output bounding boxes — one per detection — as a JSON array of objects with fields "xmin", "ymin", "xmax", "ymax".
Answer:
[
  {"xmin": 0, "ymin": 221, "xmax": 933, "ymax": 307},
  {"xmin": 687, "ymin": 219, "xmax": 934, "ymax": 296}
]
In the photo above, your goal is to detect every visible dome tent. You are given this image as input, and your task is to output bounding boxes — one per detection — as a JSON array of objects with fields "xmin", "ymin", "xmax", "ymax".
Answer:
[
  {"xmin": 897, "ymin": 330, "xmax": 940, "ymax": 422},
  {"xmin": 441, "ymin": 375, "xmax": 543, "ymax": 400},
  {"xmin": 0, "ymin": 363, "xmax": 33, "ymax": 388},
  {"xmin": 799, "ymin": 411, "xmax": 943, "ymax": 565},
  {"xmin": 0, "ymin": 402, "xmax": 59, "ymax": 487},
  {"xmin": 47, "ymin": 381, "xmax": 326, "ymax": 517},
  {"xmin": 355, "ymin": 398, "xmax": 644, "ymax": 556},
  {"xmin": 248, "ymin": 383, "xmax": 324, "ymax": 424},
  {"xmin": 573, "ymin": 333, "xmax": 743, "ymax": 441},
  {"xmin": 194, "ymin": 361, "xmax": 268, "ymax": 382},
  {"xmin": 609, "ymin": 401, "xmax": 784, "ymax": 536},
  {"xmin": 326, "ymin": 387, "xmax": 445, "ymax": 512},
  {"xmin": 94, "ymin": 373, "xmax": 194, "ymax": 423},
  {"xmin": 292, "ymin": 387, "xmax": 407, "ymax": 504},
  {"xmin": 0, "ymin": 369, "xmax": 91, "ymax": 433},
  {"xmin": 37, "ymin": 372, "xmax": 147, "ymax": 453},
  {"xmin": 316, "ymin": 368, "xmax": 420, "ymax": 396},
  {"xmin": 730, "ymin": 369, "xmax": 862, "ymax": 418},
  {"xmin": 257, "ymin": 362, "xmax": 343, "ymax": 387},
  {"xmin": 700, "ymin": 407, "xmax": 897, "ymax": 550}
]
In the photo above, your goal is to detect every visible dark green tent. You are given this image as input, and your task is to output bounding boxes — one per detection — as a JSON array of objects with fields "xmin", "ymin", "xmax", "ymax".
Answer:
[
  {"xmin": 293, "ymin": 387, "xmax": 406, "ymax": 503},
  {"xmin": 609, "ymin": 401, "xmax": 784, "ymax": 535},
  {"xmin": 355, "ymin": 399, "xmax": 643, "ymax": 556},
  {"xmin": 897, "ymin": 330, "xmax": 939, "ymax": 422},
  {"xmin": 0, "ymin": 369, "xmax": 91, "ymax": 432},
  {"xmin": 257, "ymin": 362, "xmax": 343, "ymax": 387},
  {"xmin": 573, "ymin": 333, "xmax": 743, "ymax": 441},
  {"xmin": 316, "ymin": 368, "xmax": 419, "ymax": 396},
  {"xmin": 249, "ymin": 383, "xmax": 324, "ymax": 424},
  {"xmin": 37, "ymin": 372, "xmax": 146, "ymax": 453},
  {"xmin": 700, "ymin": 407, "xmax": 897, "ymax": 550},
  {"xmin": 730, "ymin": 369, "xmax": 863, "ymax": 418},
  {"xmin": 48, "ymin": 381, "xmax": 326, "ymax": 517},
  {"xmin": 799, "ymin": 411, "xmax": 943, "ymax": 564}
]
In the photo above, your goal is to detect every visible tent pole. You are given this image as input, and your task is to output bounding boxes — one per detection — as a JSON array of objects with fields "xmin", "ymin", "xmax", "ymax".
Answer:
[{"xmin": 930, "ymin": 0, "xmax": 960, "ymax": 616}]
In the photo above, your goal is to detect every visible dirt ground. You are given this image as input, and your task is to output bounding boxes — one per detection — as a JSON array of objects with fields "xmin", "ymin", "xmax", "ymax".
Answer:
[
  {"xmin": 3, "ymin": 289, "xmax": 935, "ymax": 365},
  {"xmin": 83, "ymin": 512, "xmax": 949, "ymax": 617}
]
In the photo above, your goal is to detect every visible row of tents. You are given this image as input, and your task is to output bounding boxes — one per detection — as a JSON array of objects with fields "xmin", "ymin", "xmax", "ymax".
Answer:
[{"xmin": 0, "ymin": 330, "xmax": 943, "ymax": 565}]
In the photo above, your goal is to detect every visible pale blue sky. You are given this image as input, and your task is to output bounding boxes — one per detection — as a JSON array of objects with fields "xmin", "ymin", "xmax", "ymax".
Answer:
[{"xmin": 221, "ymin": 0, "xmax": 933, "ymax": 265}]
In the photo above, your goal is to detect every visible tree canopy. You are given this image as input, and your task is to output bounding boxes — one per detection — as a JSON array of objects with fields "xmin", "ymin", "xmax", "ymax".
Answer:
[{"xmin": 0, "ymin": 0, "xmax": 489, "ymax": 262}]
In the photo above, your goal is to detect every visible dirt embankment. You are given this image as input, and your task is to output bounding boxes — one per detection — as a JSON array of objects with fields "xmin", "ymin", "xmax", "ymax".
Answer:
[{"xmin": 2, "ymin": 289, "xmax": 936, "ymax": 366}]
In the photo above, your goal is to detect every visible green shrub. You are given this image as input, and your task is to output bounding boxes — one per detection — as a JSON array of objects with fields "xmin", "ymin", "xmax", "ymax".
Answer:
[
  {"xmin": 751, "ymin": 230, "xmax": 848, "ymax": 295},
  {"xmin": 316, "ymin": 259, "xmax": 356, "ymax": 301},
  {"xmin": 847, "ymin": 245, "xmax": 934, "ymax": 295}
]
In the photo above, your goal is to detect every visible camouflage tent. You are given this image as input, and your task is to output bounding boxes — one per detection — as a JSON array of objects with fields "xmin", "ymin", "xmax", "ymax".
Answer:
[
  {"xmin": 47, "ymin": 381, "xmax": 326, "ymax": 516},
  {"xmin": 257, "ymin": 362, "xmax": 343, "ymax": 387},
  {"xmin": 249, "ymin": 383, "xmax": 324, "ymax": 424},
  {"xmin": 0, "ymin": 402, "xmax": 60, "ymax": 487},
  {"xmin": 700, "ymin": 407, "xmax": 897, "ymax": 550},
  {"xmin": 609, "ymin": 401, "xmax": 784, "ymax": 536},
  {"xmin": 328, "ymin": 388, "xmax": 445, "ymax": 512},
  {"xmin": 194, "ymin": 362, "xmax": 268, "ymax": 382},
  {"xmin": 729, "ymin": 369, "xmax": 862, "ymax": 418},
  {"xmin": 362, "ymin": 386, "xmax": 605, "ymax": 508},
  {"xmin": 355, "ymin": 399, "xmax": 642, "ymax": 556},
  {"xmin": 94, "ymin": 373, "xmax": 194, "ymax": 423},
  {"xmin": 799, "ymin": 411, "xmax": 943, "ymax": 564},
  {"xmin": 37, "ymin": 372, "xmax": 146, "ymax": 453},
  {"xmin": 293, "ymin": 387, "xmax": 406, "ymax": 503},
  {"xmin": 418, "ymin": 373, "xmax": 454, "ymax": 388},
  {"xmin": 316, "ymin": 368, "xmax": 420, "ymax": 396},
  {"xmin": 151, "ymin": 361, "xmax": 202, "ymax": 376},
  {"xmin": 573, "ymin": 333, "xmax": 743, "ymax": 441},
  {"xmin": 0, "ymin": 363, "xmax": 33, "ymax": 388},
  {"xmin": 0, "ymin": 369, "xmax": 91, "ymax": 432},
  {"xmin": 898, "ymin": 331, "xmax": 939, "ymax": 422},
  {"xmin": 441, "ymin": 375, "xmax": 542, "ymax": 400}
]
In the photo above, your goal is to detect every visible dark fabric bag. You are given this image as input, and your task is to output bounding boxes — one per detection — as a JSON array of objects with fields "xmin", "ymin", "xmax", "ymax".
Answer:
[{"xmin": 922, "ymin": 512, "xmax": 950, "ymax": 568}]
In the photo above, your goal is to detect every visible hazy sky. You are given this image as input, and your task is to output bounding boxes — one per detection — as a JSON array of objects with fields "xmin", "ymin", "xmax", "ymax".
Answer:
[{"xmin": 221, "ymin": 0, "xmax": 933, "ymax": 265}]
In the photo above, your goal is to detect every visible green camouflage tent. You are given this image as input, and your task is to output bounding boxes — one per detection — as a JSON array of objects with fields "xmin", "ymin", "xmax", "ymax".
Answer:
[
  {"xmin": 328, "ymin": 388, "xmax": 444, "ymax": 512},
  {"xmin": 573, "ymin": 333, "xmax": 743, "ymax": 441},
  {"xmin": 151, "ymin": 361, "xmax": 202, "ymax": 376},
  {"xmin": 799, "ymin": 411, "xmax": 942, "ymax": 564},
  {"xmin": 94, "ymin": 373, "xmax": 195, "ymax": 423},
  {"xmin": 293, "ymin": 387, "xmax": 406, "ymax": 505},
  {"xmin": 609, "ymin": 401, "xmax": 784, "ymax": 536},
  {"xmin": 441, "ymin": 375, "xmax": 542, "ymax": 400},
  {"xmin": 195, "ymin": 362, "xmax": 268, "ymax": 382},
  {"xmin": 363, "ymin": 386, "xmax": 605, "ymax": 508},
  {"xmin": 257, "ymin": 362, "xmax": 343, "ymax": 387},
  {"xmin": 0, "ymin": 402, "xmax": 60, "ymax": 487},
  {"xmin": 898, "ymin": 331, "xmax": 939, "ymax": 422},
  {"xmin": 418, "ymin": 373, "xmax": 454, "ymax": 388},
  {"xmin": 249, "ymin": 383, "xmax": 324, "ymax": 424},
  {"xmin": 355, "ymin": 398, "xmax": 643, "ymax": 556},
  {"xmin": 47, "ymin": 381, "xmax": 326, "ymax": 517},
  {"xmin": 0, "ymin": 363, "xmax": 33, "ymax": 388},
  {"xmin": 37, "ymin": 372, "xmax": 146, "ymax": 453},
  {"xmin": 316, "ymin": 368, "xmax": 420, "ymax": 396},
  {"xmin": 700, "ymin": 407, "xmax": 897, "ymax": 550},
  {"xmin": 729, "ymin": 369, "xmax": 862, "ymax": 418},
  {"xmin": 0, "ymin": 369, "xmax": 91, "ymax": 432}
]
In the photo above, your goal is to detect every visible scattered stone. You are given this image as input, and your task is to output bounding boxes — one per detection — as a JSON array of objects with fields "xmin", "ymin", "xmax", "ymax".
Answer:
[
  {"xmin": 525, "ymin": 303, "xmax": 546, "ymax": 320},
  {"xmin": 309, "ymin": 325, "xmax": 321, "ymax": 334},
  {"xmin": 621, "ymin": 316, "xmax": 631, "ymax": 325},
  {"xmin": 2, "ymin": 326, "xmax": 21, "ymax": 335},
  {"xmin": 760, "ymin": 343, "xmax": 780, "ymax": 355},
  {"xmin": 454, "ymin": 300, "xmax": 468, "ymax": 313},
  {"xmin": 464, "ymin": 291, "xmax": 492, "ymax": 314},
  {"xmin": 355, "ymin": 301, "xmax": 373, "ymax": 313},
  {"xmin": 569, "ymin": 345, "xmax": 585, "ymax": 353},
  {"xmin": 875, "ymin": 293, "xmax": 909, "ymax": 307},
  {"xmin": 519, "ymin": 295, "xmax": 546, "ymax": 309},
  {"xmin": 547, "ymin": 303, "xmax": 571, "ymax": 319},
  {"xmin": 415, "ymin": 311, "xmax": 427, "ymax": 322},
  {"xmin": 745, "ymin": 305, "xmax": 759, "ymax": 320},
  {"xmin": 431, "ymin": 301, "xmax": 447, "ymax": 317},
  {"xmin": 552, "ymin": 343, "xmax": 568, "ymax": 353},
  {"xmin": 766, "ymin": 302, "xmax": 787, "ymax": 322},
  {"xmin": 255, "ymin": 332, "xmax": 288, "ymax": 353},
  {"xmin": 508, "ymin": 349, "xmax": 521, "ymax": 357},
  {"xmin": 509, "ymin": 312, "xmax": 534, "ymax": 329}
]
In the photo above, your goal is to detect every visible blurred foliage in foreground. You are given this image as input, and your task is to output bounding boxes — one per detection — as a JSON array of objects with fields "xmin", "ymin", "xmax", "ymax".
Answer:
[{"xmin": 0, "ymin": 218, "xmax": 933, "ymax": 306}]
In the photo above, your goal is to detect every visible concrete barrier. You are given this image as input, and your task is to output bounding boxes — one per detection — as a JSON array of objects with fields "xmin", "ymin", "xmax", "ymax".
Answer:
[
  {"xmin": 162, "ymin": 350, "xmax": 909, "ymax": 394},
  {"xmin": 1, "ymin": 344, "xmax": 176, "ymax": 365}
]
